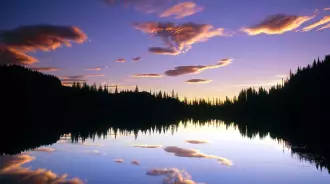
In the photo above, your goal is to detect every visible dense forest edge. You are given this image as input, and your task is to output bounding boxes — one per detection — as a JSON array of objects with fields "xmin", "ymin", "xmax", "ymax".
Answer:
[{"xmin": 0, "ymin": 55, "xmax": 330, "ymax": 172}]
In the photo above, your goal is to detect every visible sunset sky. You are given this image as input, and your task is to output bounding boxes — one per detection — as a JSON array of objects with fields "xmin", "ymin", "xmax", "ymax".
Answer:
[{"xmin": 1, "ymin": 0, "xmax": 329, "ymax": 99}]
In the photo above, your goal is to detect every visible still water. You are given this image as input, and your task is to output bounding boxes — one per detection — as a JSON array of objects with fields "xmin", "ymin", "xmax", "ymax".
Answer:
[{"xmin": 1, "ymin": 120, "xmax": 330, "ymax": 184}]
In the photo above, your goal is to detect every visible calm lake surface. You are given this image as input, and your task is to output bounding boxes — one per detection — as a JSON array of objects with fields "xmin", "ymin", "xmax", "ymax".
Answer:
[{"xmin": 1, "ymin": 120, "xmax": 330, "ymax": 184}]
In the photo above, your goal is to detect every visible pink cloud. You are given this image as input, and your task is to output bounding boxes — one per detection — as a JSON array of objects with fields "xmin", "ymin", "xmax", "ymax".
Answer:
[
  {"xmin": 132, "ymin": 73, "xmax": 163, "ymax": 78},
  {"xmin": 165, "ymin": 58, "xmax": 232, "ymax": 76},
  {"xmin": 242, "ymin": 14, "xmax": 314, "ymax": 35},
  {"xmin": 134, "ymin": 22, "xmax": 226, "ymax": 55},
  {"xmin": 160, "ymin": 2, "xmax": 203, "ymax": 19},
  {"xmin": 0, "ymin": 24, "xmax": 87, "ymax": 65}
]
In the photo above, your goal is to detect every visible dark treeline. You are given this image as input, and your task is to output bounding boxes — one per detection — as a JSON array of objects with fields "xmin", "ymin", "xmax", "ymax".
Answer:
[{"xmin": 0, "ymin": 65, "xmax": 187, "ymax": 125}]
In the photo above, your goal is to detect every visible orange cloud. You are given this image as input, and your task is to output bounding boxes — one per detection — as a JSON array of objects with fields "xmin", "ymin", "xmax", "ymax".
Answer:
[
  {"xmin": 242, "ymin": 14, "xmax": 314, "ymax": 35},
  {"xmin": 114, "ymin": 58, "xmax": 127, "ymax": 63},
  {"xmin": 318, "ymin": 23, "xmax": 330, "ymax": 30},
  {"xmin": 160, "ymin": 2, "xmax": 203, "ymax": 19},
  {"xmin": 30, "ymin": 67, "xmax": 60, "ymax": 72},
  {"xmin": 0, "ymin": 25, "xmax": 87, "ymax": 52},
  {"xmin": 132, "ymin": 56, "xmax": 142, "ymax": 62},
  {"xmin": 0, "ymin": 24, "xmax": 87, "ymax": 65},
  {"xmin": 132, "ymin": 73, "xmax": 163, "ymax": 78},
  {"xmin": 185, "ymin": 79, "xmax": 212, "ymax": 84},
  {"xmin": 324, "ymin": 8, "xmax": 330, "ymax": 11},
  {"xmin": 302, "ymin": 15, "xmax": 330, "ymax": 31},
  {"xmin": 0, "ymin": 154, "xmax": 83, "ymax": 184},
  {"xmin": 134, "ymin": 22, "xmax": 226, "ymax": 55},
  {"xmin": 165, "ymin": 58, "xmax": 232, "ymax": 76},
  {"xmin": 0, "ymin": 46, "xmax": 37, "ymax": 65},
  {"xmin": 185, "ymin": 140, "xmax": 208, "ymax": 144},
  {"xmin": 133, "ymin": 144, "xmax": 162, "ymax": 148},
  {"xmin": 146, "ymin": 168, "xmax": 199, "ymax": 184},
  {"xmin": 164, "ymin": 146, "xmax": 233, "ymax": 166}
]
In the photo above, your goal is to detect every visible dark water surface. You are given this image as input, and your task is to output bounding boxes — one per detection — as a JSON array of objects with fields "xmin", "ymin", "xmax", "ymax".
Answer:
[{"xmin": 1, "ymin": 120, "xmax": 329, "ymax": 184}]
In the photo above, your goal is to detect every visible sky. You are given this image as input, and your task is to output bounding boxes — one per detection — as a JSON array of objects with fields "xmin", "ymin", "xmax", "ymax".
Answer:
[{"xmin": 0, "ymin": 0, "xmax": 329, "ymax": 99}]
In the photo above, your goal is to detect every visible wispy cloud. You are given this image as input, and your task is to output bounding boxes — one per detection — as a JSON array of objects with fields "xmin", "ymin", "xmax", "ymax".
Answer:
[
  {"xmin": 114, "ymin": 58, "xmax": 127, "ymax": 63},
  {"xmin": 132, "ymin": 56, "xmax": 142, "ymax": 62},
  {"xmin": 133, "ymin": 144, "xmax": 162, "ymax": 148},
  {"xmin": 132, "ymin": 73, "xmax": 163, "ymax": 78},
  {"xmin": 318, "ymin": 23, "xmax": 330, "ymax": 30},
  {"xmin": 134, "ymin": 22, "xmax": 226, "ymax": 55},
  {"xmin": 146, "ymin": 168, "xmax": 200, "ymax": 184},
  {"xmin": 0, "ymin": 154, "xmax": 83, "ymax": 184},
  {"xmin": 185, "ymin": 140, "xmax": 208, "ymax": 144},
  {"xmin": 242, "ymin": 14, "xmax": 314, "ymax": 35},
  {"xmin": 302, "ymin": 15, "xmax": 330, "ymax": 31},
  {"xmin": 0, "ymin": 24, "xmax": 87, "ymax": 65},
  {"xmin": 324, "ymin": 8, "xmax": 330, "ymax": 11},
  {"xmin": 164, "ymin": 146, "xmax": 233, "ymax": 166},
  {"xmin": 185, "ymin": 79, "xmax": 212, "ymax": 84},
  {"xmin": 85, "ymin": 67, "xmax": 102, "ymax": 71},
  {"xmin": 165, "ymin": 58, "xmax": 232, "ymax": 76},
  {"xmin": 30, "ymin": 67, "xmax": 60, "ymax": 72},
  {"xmin": 160, "ymin": 2, "xmax": 203, "ymax": 19}
]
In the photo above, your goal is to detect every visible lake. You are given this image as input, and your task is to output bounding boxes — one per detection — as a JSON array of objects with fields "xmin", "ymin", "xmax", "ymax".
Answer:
[{"xmin": 1, "ymin": 120, "xmax": 329, "ymax": 184}]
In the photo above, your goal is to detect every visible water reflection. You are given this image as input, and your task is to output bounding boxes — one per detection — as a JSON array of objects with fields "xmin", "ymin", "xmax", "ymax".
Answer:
[
  {"xmin": 1, "ymin": 120, "xmax": 330, "ymax": 184},
  {"xmin": 0, "ymin": 154, "xmax": 83, "ymax": 184},
  {"xmin": 163, "ymin": 146, "xmax": 233, "ymax": 166}
]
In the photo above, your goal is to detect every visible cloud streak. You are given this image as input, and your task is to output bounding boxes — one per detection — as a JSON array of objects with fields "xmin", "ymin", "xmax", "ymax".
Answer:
[
  {"xmin": 185, "ymin": 140, "xmax": 208, "ymax": 144},
  {"xmin": 0, "ymin": 24, "xmax": 87, "ymax": 65},
  {"xmin": 185, "ymin": 79, "xmax": 212, "ymax": 84},
  {"xmin": 318, "ymin": 23, "xmax": 330, "ymax": 30},
  {"xmin": 242, "ymin": 14, "xmax": 314, "ymax": 35},
  {"xmin": 146, "ymin": 168, "xmax": 199, "ymax": 184},
  {"xmin": 114, "ymin": 158, "xmax": 124, "ymax": 163},
  {"xmin": 132, "ymin": 56, "xmax": 142, "ymax": 62},
  {"xmin": 164, "ymin": 146, "xmax": 233, "ymax": 166},
  {"xmin": 132, "ymin": 73, "xmax": 163, "ymax": 78},
  {"xmin": 0, "ymin": 154, "xmax": 83, "ymax": 184},
  {"xmin": 302, "ymin": 15, "xmax": 330, "ymax": 31},
  {"xmin": 30, "ymin": 67, "xmax": 60, "ymax": 72},
  {"xmin": 133, "ymin": 144, "xmax": 163, "ymax": 148},
  {"xmin": 85, "ymin": 67, "xmax": 102, "ymax": 71},
  {"xmin": 160, "ymin": 2, "xmax": 203, "ymax": 19},
  {"xmin": 134, "ymin": 22, "xmax": 226, "ymax": 55},
  {"xmin": 114, "ymin": 58, "xmax": 127, "ymax": 63},
  {"xmin": 165, "ymin": 58, "xmax": 232, "ymax": 76},
  {"xmin": 104, "ymin": 0, "xmax": 171, "ymax": 14}
]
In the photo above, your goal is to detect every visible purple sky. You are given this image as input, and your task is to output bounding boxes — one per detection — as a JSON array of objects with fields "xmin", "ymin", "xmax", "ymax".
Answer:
[{"xmin": 1, "ymin": 0, "xmax": 329, "ymax": 99}]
